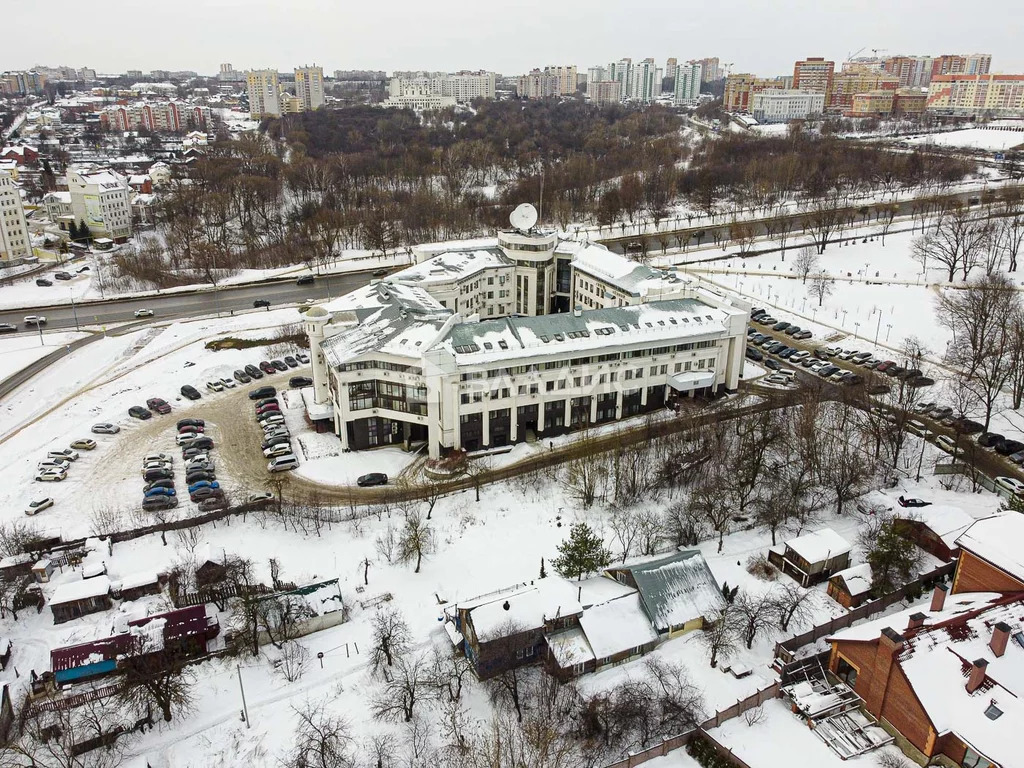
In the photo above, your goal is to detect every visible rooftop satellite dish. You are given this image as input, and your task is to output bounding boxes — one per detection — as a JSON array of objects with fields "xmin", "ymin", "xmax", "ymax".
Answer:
[{"xmin": 510, "ymin": 203, "xmax": 538, "ymax": 232}]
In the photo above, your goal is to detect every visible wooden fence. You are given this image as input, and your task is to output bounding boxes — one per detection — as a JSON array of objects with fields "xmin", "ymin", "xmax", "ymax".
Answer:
[
  {"xmin": 603, "ymin": 682, "xmax": 780, "ymax": 768},
  {"xmin": 772, "ymin": 561, "xmax": 955, "ymax": 666}
]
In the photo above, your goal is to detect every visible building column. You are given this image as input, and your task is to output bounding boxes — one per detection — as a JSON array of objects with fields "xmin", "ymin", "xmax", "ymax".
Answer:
[
  {"xmin": 537, "ymin": 398, "xmax": 546, "ymax": 432},
  {"xmin": 563, "ymin": 398, "xmax": 572, "ymax": 428},
  {"xmin": 640, "ymin": 385, "xmax": 648, "ymax": 407},
  {"xmin": 482, "ymin": 411, "xmax": 490, "ymax": 447},
  {"xmin": 590, "ymin": 394, "xmax": 598, "ymax": 423},
  {"xmin": 615, "ymin": 390, "xmax": 623, "ymax": 419}
]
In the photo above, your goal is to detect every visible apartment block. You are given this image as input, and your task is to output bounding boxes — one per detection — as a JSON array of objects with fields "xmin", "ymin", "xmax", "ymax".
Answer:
[
  {"xmin": 246, "ymin": 69, "xmax": 281, "ymax": 118},
  {"xmin": 694, "ymin": 57, "xmax": 722, "ymax": 83},
  {"xmin": 673, "ymin": 61, "xmax": 703, "ymax": 106},
  {"xmin": 587, "ymin": 80, "xmax": 622, "ymax": 106},
  {"xmin": 517, "ymin": 70, "xmax": 561, "ymax": 100},
  {"xmin": 830, "ymin": 70, "xmax": 900, "ymax": 111},
  {"xmin": 723, "ymin": 73, "xmax": 786, "ymax": 112},
  {"xmin": 66, "ymin": 166, "xmax": 133, "ymax": 241},
  {"xmin": 848, "ymin": 90, "xmax": 895, "ymax": 118},
  {"xmin": 0, "ymin": 171, "xmax": 32, "ymax": 262},
  {"xmin": 294, "ymin": 65, "xmax": 324, "ymax": 111},
  {"xmin": 543, "ymin": 65, "xmax": 577, "ymax": 95},
  {"xmin": 388, "ymin": 71, "xmax": 496, "ymax": 103},
  {"xmin": 793, "ymin": 57, "xmax": 835, "ymax": 101},
  {"xmin": 628, "ymin": 58, "xmax": 662, "ymax": 102},
  {"xmin": 100, "ymin": 102, "xmax": 212, "ymax": 132},
  {"xmin": 927, "ymin": 73, "xmax": 1024, "ymax": 117}
]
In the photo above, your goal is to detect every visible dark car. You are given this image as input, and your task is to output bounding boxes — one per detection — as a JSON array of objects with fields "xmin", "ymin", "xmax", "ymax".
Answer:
[
  {"xmin": 180, "ymin": 385, "xmax": 202, "ymax": 400},
  {"xmin": 176, "ymin": 418, "xmax": 205, "ymax": 430},
  {"xmin": 996, "ymin": 439, "xmax": 1024, "ymax": 456},
  {"xmin": 244, "ymin": 364, "xmax": 264, "ymax": 380},
  {"xmin": 951, "ymin": 417, "xmax": 985, "ymax": 435},
  {"xmin": 143, "ymin": 468, "xmax": 173, "ymax": 482},
  {"xmin": 255, "ymin": 397, "xmax": 278, "ymax": 408},
  {"xmin": 197, "ymin": 497, "xmax": 229, "ymax": 512},
  {"xmin": 284, "ymin": 355, "xmax": 298, "ymax": 368},
  {"xmin": 750, "ymin": 333, "xmax": 765, "ymax": 344},
  {"xmin": 178, "ymin": 423, "xmax": 204, "ymax": 434},
  {"xmin": 257, "ymin": 412, "xmax": 285, "ymax": 425},
  {"xmin": 372, "ymin": 268, "xmax": 389, "ymax": 277},
  {"xmin": 259, "ymin": 361, "xmax": 276, "ymax": 375},
  {"xmin": 256, "ymin": 404, "xmax": 280, "ymax": 417},
  {"xmin": 253, "ymin": 299, "xmax": 271, "ymax": 308},
  {"xmin": 764, "ymin": 358, "xmax": 781, "ymax": 371},
  {"xmin": 129, "ymin": 405, "xmax": 152, "ymax": 420},
  {"xmin": 144, "ymin": 487, "xmax": 176, "ymax": 498},
  {"xmin": 783, "ymin": 325, "xmax": 800, "ymax": 336},
  {"xmin": 142, "ymin": 495, "xmax": 178, "ymax": 511},
  {"xmin": 747, "ymin": 327, "xmax": 757, "ymax": 337},
  {"xmin": 191, "ymin": 487, "xmax": 225, "ymax": 502},
  {"xmin": 182, "ymin": 447, "xmax": 210, "ymax": 460},
  {"xmin": 876, "ymin": 361, "xmax": 895, "ymax": 373},
  {"xmin": 357, "ymin": 472, "xmax": 389, "ymax": 487},
  {"xmin": 262, "ymin": 435, "xmax": 291, "ymax": 450},
  {"xmin": 779, "ymin": 348, "xmax": 797, "ymax": 359},
  {"xmin": 271, "ymin": 359, "xmax": 288, "ymax": 372},
  {"xmin": 978, "ymin": 432, "xmax": 1005, "ymax": 449},
  {"xmin": 772, "ymin": 321, "xmax": 790, "ymax": 332},
  {"xmin": 188, "ymin": 436, "xmax": 214, "ymax": 450},
  {"xmin": 745, "ymin": 347, "xmax": 763, "ymax": 361},
  {"xmin": 185, "ymin": 470, "xmax": 217, "ymax": 485},
  {"xmin": 54, "ymin": 271, "xmax": 73, "ymax": 281},
  {"xmin": 885, "ymin": 365, "xmax": 905, "ymax": 378},
  {"xmin": 144, "ymin": 479, "xmax": 176, "ymax": 492},
  {"xmin": 897, "ymin": 495, "xmax": 932, "ymax": 508},
  {"xmin": 818, "ymin": 365, "xmax": 839, "ymax": 378},
  {"xmin": 146, "ymin": 397, "xmax": 171, "ymax": 415},
  {"xmin": 36, "ymin": 278, "xmax": 53, "ymax": 287},
  {"xmin": 908, "ymin": 377, "xmax": 935, "ymax": 388},
  {"xmin": 248, "ymin": 386, "xmax": 277, "ymax": 401},
  {"xmin": 234, "ymin": 369, "xmax": 252, "ymax": 383},
  {"xmin": 296, "ymin": 275, "xmax": 314, "ymax": 286},
  {"xmin": 289, "ymin": 376, "xmax": 313, "ymax": 388},
  {"xmin": 899, "ymin": 368, "xmax": 923, "ymax": 381}
]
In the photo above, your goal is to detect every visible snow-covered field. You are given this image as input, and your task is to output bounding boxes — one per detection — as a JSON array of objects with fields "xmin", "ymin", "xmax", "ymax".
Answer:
[
  {"xmin": 905, "ymin": 127, "xmax": 1024, "ymax": 152},
  {"xmin": 0, "ymin": 330, "xmax": 89, "ymax": 382}
]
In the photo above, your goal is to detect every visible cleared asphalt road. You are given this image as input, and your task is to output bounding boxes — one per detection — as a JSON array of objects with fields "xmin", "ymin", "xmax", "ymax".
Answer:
[{"xmin": 0, "ymin": 270, "xmax": 376, "ymax": 331}]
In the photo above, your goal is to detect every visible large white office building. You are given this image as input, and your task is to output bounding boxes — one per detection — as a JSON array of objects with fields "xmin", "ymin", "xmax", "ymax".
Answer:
[
  {"xmin": 388, "ymin": 71, "xmax": 496, "ymax": 103},
  {"xmin": 0, "ymin": 170, "xmax": 32, "ymax": 262},
  {"xmin": 303, "ymin": 220, "xmax": 748, "ymax": 458},
  {"xmin": 66, "ymin": 166, "xmax": 133, "ymax": 241}
]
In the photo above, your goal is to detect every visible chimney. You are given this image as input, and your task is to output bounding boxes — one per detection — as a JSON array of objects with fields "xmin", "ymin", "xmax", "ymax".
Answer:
[
  {"xmin": 930, "ymin": 583, "xmax": 948, "ymax": 613},
  {"xmin": 990, "ymin": 622, "xmax": 1011, "ymax": 658},
  {"xmin": 966, "ymin": 658, "xmax": 988, "ymax": 694},
  {"xmin": 907, "ymin": 612, "xmax": 926, "ymax": 631}
]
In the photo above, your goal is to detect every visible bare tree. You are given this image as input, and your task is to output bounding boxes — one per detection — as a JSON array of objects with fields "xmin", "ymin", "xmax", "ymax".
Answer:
[
  {"xmin": 2, "ymin": 696, "xmax": 133, "ymax": 768},
  {"xmin": 117, "ymin": 639, "xmax": 195, "ymax": 723},
  {"xmin": 369, "ymin": 607, "xmax": 411, "ymax": 674},
  {"xmin": 772, "ymin": 582, "xmax": 815, "ymax": 632},
  {"xmin": 808, "ymin": 270, "xmax": 834, "ymax": 307},
  {"xmin": 276, "ymin": 640, "xmax": 311, "ymax": 683},
  {"xmin": 793, "ymin": 245, "xmax": 819, "ymax": 283},
  {"xmin": 287, "ymin": 697, "xmax": 357, "ymax": 768},
  {"xmin": 733, "ymin": 591, "xmax": 776, "ymax": 649},
  {"xmin": 912, "ymin": 207, "xmax": 991, "ymax": 282},
  {"xmin": 372, "ymin": 652, "xmax": 433, "ymax": 722},
  {"xmin": 397, "ymin": 511, "xmax": 434, "ymax": 573},
  {"xmin": 699, "ymin": 607, "xmax": 740, "ymax": 668},
  {"xmin": 609, "ymin": 507, "xmax": 641, "ymax": 564}
]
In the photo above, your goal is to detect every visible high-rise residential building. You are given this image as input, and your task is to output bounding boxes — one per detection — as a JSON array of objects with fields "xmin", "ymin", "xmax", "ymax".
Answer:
[
  {"xmin": 793, "ymin": 57, "xmax": 835, "ymax": 101},
  {"xmin": 695, "ymin": 57, "xmax": 721, "ymax": 83},
  {"xmin": 964, "ymin": 54, "xmax": 993, "ymax": 75},
  {"xmin": 388, "ymin": 71, "xmax": 496, "ymax": 103},
  {"xmin": 0, "ymin": 170, "xmax": 32, "ymax": 262},
  {"xmin": 587, "ymin": 66, "xmax": 608, "ymax": 86},
  {"xmin": 883, "ymin": 56, "xmax": 934, "ymax": 88},
  {"xmin": 927, "ymin": 73, "xmax": 1024, "ymax": 117},
  {"xmin": 673, "ymin": 61, "xmax": 703, "ymax": 105},
  {"xmin": 0, "ymin": 71, "xmax": 46, "ymax": 96},
  {"xmin": 665, "ymin": 58, "xmax": 678, "ymax": 83},
  {"xmin": 295, "ymin": 65, "xmax": 325, "ymax": 111},
  {"xmin": 931, "ymin": 53, "xmax": 993, "ymax": 80},
  {"xmin": 66, "ymin": 166, "xmax": 133, "ymax": 241},
  {"xmin": 723, "ymin": 73, "xmax": 786, "ymax": 112},
  {"xmin": 750, "ymin": 90, "xmax": 826, "ymax": 123},
  {"xmin": 829, "ymin": 70, "xmax": 900, "ymax": 111},
  {"xmin": 608, "ymin": 59, "xmax": 632, "ymax": 101},
  {"xmin": 218, "ymin": 62, "xmax": 244, "ymax": 82},
  {"xmin": 247, "ymin": 69, "xmax": 281, "ymax": 118},
  {"xmin": 518, "ymin": 69, "xmax": 560, "ymax": 99},
  {"xmin": 588, "ymin": 80, "xmax": 622, "ymax": 106},
  {"xmin": 628, "ymin": 58, "xmax": 662, "ymax": 102},
  {"xmin": 543, "ymin": 66, "xmax": 577, "ymax": 95}
]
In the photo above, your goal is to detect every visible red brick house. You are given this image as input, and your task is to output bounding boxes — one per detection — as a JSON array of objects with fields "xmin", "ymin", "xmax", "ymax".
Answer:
[
  {"xmin": 828, "ymin": 589, "xmax": 1024, "ymax": 767},
  {"xmin": 952, "ymin": 514, "xmax": 1024, "ymax": 595},
  {"xmin": 894, "ymin": 505, "xmax": 974, "ymax": 563},
  {"xmin": 827, "ymin": 564, "xmax": 873, "ymax": 609},
  {"xmin": 0, "ymin": 145, "xmax": 39, "ymax": 165}
]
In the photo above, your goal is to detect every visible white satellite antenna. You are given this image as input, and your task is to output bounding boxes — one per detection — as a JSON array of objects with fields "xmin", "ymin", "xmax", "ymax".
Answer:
[{"xmin": 510, "ymin": 203, "xmax": 538, "ymax": 232}]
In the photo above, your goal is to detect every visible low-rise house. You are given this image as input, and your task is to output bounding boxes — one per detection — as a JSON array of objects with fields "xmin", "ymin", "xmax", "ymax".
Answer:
[
  {"xmin": 827, "ymin": 564, "xmax": 874, "ymax": 609},
  {"xmin": 606, "ymin": 549, "xmax": 724, "ymax": 636},
  {"xmin": 115, "ymin": 571, "xmax": 161, "ymax": 602},
  {"xmin": 49, "ymin": 575, "xmax": 112, "ymax": 624},
  {"xmin": 894, "ymin": 506, "xmax": 974, "ymax": 562},
  {"xmin": 770, "ymin": 527, "xmax": 852, "ymax": 587},
  {"xmin": 32, "ymin": 558, "xmax": 54, "ymax": 583},
  {"xmin": 195, "ymin": 546, "xmax": 228, "ymax": 587},
  {"xmin": 252, "ymin": 579, "xmax": 346, "ymax": 645},
  {"xmin": 827, "ymin": 589, "xmax": 1024, "ymax": 768},
  {"xmin": 952, "ymin": 514, "xmax": 1024, "ymax": 594}
]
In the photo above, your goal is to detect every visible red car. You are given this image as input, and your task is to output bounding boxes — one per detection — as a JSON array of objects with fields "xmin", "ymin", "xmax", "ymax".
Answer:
[
  {"xmin": 146, "ymin": 397, "xmax": 172, "ymax": 415},
  {"xmin": 259, "ymin": 361, "xmax": 276, "ymax": 375}
]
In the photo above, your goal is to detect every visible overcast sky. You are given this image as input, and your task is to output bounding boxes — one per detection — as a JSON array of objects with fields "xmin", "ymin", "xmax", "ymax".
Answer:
[{"xmin": 5, "ymin": 0, "xmax": 1021, "ymax": 77}]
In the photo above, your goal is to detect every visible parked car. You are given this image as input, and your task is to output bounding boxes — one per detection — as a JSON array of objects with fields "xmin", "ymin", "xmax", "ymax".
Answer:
[
  {"xmin": 248, "ymin": 492, "xmax": 274, "ymax": 505},
  {"xmin": 930, "ymin": 406, "xmax": 953, "ymax": 421},
  {"xmin": 146, "ymin": 397, "xmax": 171, "ymax": 414},
  {"xmin": 92, "ymin": 423, "xmax": 121, "ymax": 434},
  {"xmin": 35, "ymin": 278, "xmax": 53, "ymax": 287},
  {"xmin": 262, "ymin": 435, "xmax": 292, "ymax": 450},
  {"xmin": 789, "ymin": 351, "xmax": 809, "ymax": 362},
  {"xmin": 244, "ymin": 364, "xmax": 264, "ymax": 380},
  {"xmin": 372, "ymin": 268, "xmax": 389, "ymax": 277},
  {"xmin": 897, "ymin": 495, "xmax": 931, "ymax": 508},
  {"xmin": 935, "ymin": 435, "xmax": 958, "ymax": 454},
  {"xmin": 978, "ymin": 432, "xmax": 1005, "ymax": 449},
  {"xmin": 185, "ymin": 470, "xmax": 217, "ymax": 485},
  {"xmin": 142, "ymin": 495, "xmax": 178, "ymax": 511},
  {"xmin": 176, "ymin": 418, "xmax": 205, "ymax": 431},
  {"xmin": 253, "ymin": 299, "xmax": 271, "ymax": 308},
  {"xmin": 258, "ymin": 415, "xmax": 286, "ymax": 428},
  {"xmin": 745, "ymin": 347, "xmax": 763, "ymax": 361},
  {"xmin": 70, "ymin": 438, "xmax": 97, "ymax": 450},
  {"xmin": 36, "ymin": 468, "xmax": 67, "ymax": 482},
  {"xmin": 296, "ymin": 275, "xmax": 314, "ymax": 285},
  {"xmin": 178, "ymin": 424, "xmax": 204, "ymax": 435},
  {"xmin": 950, "ymin": 417, "xmax": 985, "ymax": 435},
  {"xmin": 263, "ymin": 443, "xmax": 293, "ymax": 458},
  {"xmin": 176, "ymin": 432, "xmax": 200, "ymax": 446},
  {"xmin": 144, "ymin": 487, "xmax": 176, "ymax": 498},
  {"xmin": 993, "ymin": 476, "xmax": 1024, "ymax": 497},
  {"xmin": 128, "ymin": 406, "xmax": 152, "ymax": 420},
  {"xmin": 1008, "ymin": 450, "xmax": 1024, "ymax": 465},
  {"xmin": 188, "ymin": 480, "xmax": 220, "ymax": 493},
  {"xmin": 197, "ymin": 497, "xmax": 229, "ymax": 512},
  {"xmin": 187, "ymin": 436, "xmax": 214, "ymax": 451},
  {"xmin": 249, "ymin": 386, "xmax": 277, "ymax": 401},
  {"xmin": 206, "ymin": 380, "xmax": 224, "ymax": 392},
  {"xmin": 143, "ymin": 452, "xmax": 174, "ymax": 464},
  {"xmin": 295, "ymin": 353, "xmax": 310, "ymax": 364},
  {"xmin": 793, "ymin": 330, "xmax": 812, "ymax": 340},
  {"xmin": 996, "ymin": 439, "xmax": 1024, "ymax": 456},
  {"xmin": 259, "ymin": 361, "xmax": 276, "ymax": 375},
  {"xmin": 268, "ymin": 454, "xmax": 299, "ymax": 472},
  {"xmin": 772, "ymin": 321, "xmax": 790, "ymax": 332},
  {"xmin": 256, "ymin": 404, "xmax": 280, "ymax": 416},
  {"xmin": 190, "ymin": 487, "xmax": 225, "ymax": 502},
  {"xmin": 907, "ymin": 420, "xmax": 932, "ymax": 437},
  {"xmin": 220, "ymin": 377, "xmax": 236, "ymax": 389},
  {"xmin": 357, "ymin": 472, "xmax": 389, "ymax": 487},
  {"xmin": 54, "ymin": 271, "xmax": 73, "ymax": 281},
  {"xmin": 783, "ymin": 326, "xmax": 800, "ymax": 336},
  {"xmin": 182, "ymin": 447, "xmax": 210, "ymax": 460},
  {"xmin": 144, "ymin": 479, "xmax": 175, "ymax": 492},
  {"xmin": 26, "ymin": 497, "xmax": 54, "ymax": 516},
  {"xmin": 24, "ymin": 315, "xmax": 47, "ymax": 326},
  {"xmin": 48, "ymin": 449, "xmax": 79, "ymax": 462},
  {"xmin": 885, "ymin": 366, "xmax": 905, "ymax": 378},
  {"xmin": 876, "ymin": 361, "xmax": 896, "ymax": 373},
  {"xmin": 255, "ymin": 397, "xmax": 278, "ymax": 407},
  {"xmin": 284, "ymin": 355, "xmax": 298, "ymax": 368},
  {"xmin": 763, "ymin": 358, "xmax": 781, "ymax": 371},
  {"xmin": 134, "ymin": 308, "xmax": 154, "ymax": 318},
  {"xmin": 180, "ymin": 385, "xmax": 202, "ymax": 400},
  {"xmin": 289, "ymin": 376, "xmax": 313, "ymax": 388},
  {"xmin": 234, "ymin": 369, "xmax": 252, "ymax": 383},
  {"xmin": 38, "ymin": 458, "xmax": 71, "ymax": 472}
]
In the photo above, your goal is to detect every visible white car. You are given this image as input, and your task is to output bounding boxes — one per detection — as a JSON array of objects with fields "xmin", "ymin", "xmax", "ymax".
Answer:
[
  {"xmin": 247, "ymin": 492, "xmax": 273, "ymax": 504},
  {"xmin": 206, "ymin": 381, "xmax": 224, "ymax": 392},
  {"xmin": 219, "ymin": 377, "xmax": 236, "ymax": 389},
  {"xmin": 935, "ymin": 435, "xmax": 958, "ymax": 453},
  {"xmin": 134, "ymin": 308, "xmax": 154, "ymax": 318},
  {"xmin": 994, "ymin": 476, "xmax": 1024, "ymax": 497},
  {"xmin": 268, "ymin": 454, "xmax": 299, "ymax": 472},
  {"xmin": 176, "ymin": 432, "xmax": 199, "ymax": 446},
  {"xmin": 789, "ymin": 351, "xmax": 809, "ymax": 362},
  {"xmin": 35, "ymin": 468, "xmax": 67, "ymax": 482},
  {"xmin": 142, "ymin": 453, "xmax": 173, "ymax": 465},
  {"xmin": 48, "ymin": 449, "xmax": 79, "ymax": 462},
  {"xmin": 91, "ymin": 423, "xmax": 120, "ymax": 434},
  {"xmin": 26, "ymin": 497, "xmax": 54, "ymax": 515},
  {"xmin": 38, "ymin": 458, "xmax": 71, "ymax": 472},
  {"xmin": 24, "ymin": 315, "xmax": 47, "ymax": 326}
]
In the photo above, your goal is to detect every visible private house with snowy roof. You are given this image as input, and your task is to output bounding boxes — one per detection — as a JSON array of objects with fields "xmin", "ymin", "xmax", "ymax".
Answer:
[
  {"xmin": 49, "ymin": 576, "xmax": 112, "ymax": 624},
  {"xmin": 303, "ymin": 217, "xmax": 749, "ymax": 458},
  {"xmin": 827, "ymin": 589, "xmax": 1024, "ymax": 768},
  {"xmin": 894, "ymin": 506, "xmax": 975, "ymax": 563},
  {"xmin": 828, "ymin": 564, "xmax": 874, "ymax": 609},
  {"xmin": 769, "ymin": 527, "xmax": 853, "ymax": 587},
  {"xmin": 951, "ymin": 514, "xmax": 1024, "ymax": 594}
]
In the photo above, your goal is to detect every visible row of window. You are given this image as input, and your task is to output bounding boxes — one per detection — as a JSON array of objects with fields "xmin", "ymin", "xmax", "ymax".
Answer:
[{"xmin": 338, "ymin": 359, "xmax": 424, "ymax": 375}]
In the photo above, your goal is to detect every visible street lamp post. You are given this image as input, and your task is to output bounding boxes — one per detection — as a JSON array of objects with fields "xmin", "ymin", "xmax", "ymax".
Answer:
[
  {"xmin": 886, "ymin": 323, "xmax": 892, "ymax": 342},
  {"xmin": 69, "ymin": 289, "xmax": 80, "ymax": 332},
  {"xmin": 842, "ymin": 309, "xmax": 848, "ymax": 327},
  {"xmin": 854, "ymin": 321, "xmax": 861, "ymax": 339},
  {"xmin": 874, "ymin": 310, "xmax": 882, "ymax": 346}
]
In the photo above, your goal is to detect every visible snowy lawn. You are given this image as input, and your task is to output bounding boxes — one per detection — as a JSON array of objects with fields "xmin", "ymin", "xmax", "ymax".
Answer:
[
  {"xmin": 0, "ymin": 330, "xmax": 90, "ymax": 381},
  {"xmin": 905, "ymin": 128, "xmax": 1024, "ymax": 152}
]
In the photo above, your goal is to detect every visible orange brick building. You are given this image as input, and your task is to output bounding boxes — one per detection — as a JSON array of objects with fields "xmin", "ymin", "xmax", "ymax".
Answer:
[{"xmin": 952, "ymin": 515, "xmax": 1024, "ymax": 594}]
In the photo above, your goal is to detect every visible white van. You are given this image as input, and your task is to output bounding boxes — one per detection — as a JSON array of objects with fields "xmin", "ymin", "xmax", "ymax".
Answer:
[{"xmin": 268, "ymin": 454, "xmax": 298, "ymax": 472}]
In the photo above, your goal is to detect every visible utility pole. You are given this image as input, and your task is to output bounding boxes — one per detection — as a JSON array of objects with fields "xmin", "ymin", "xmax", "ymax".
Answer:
[
  {"xmin": 237, "ymin": 664, "xmax": 250, "ymax": 728},
  {"xmin": 69, "ymin": 289, "xmax": 80, "ymax": 331}
]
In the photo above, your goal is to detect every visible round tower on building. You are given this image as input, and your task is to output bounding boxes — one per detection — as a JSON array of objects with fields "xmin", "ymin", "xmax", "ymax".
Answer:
[{"xmin": 303, "ymin": 305, "xmax": 331, "ymax": 405}]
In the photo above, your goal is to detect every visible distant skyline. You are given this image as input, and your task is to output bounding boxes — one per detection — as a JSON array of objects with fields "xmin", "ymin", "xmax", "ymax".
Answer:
[{"xmin": 4, "ymin": 0, "xmax": 1022, "ymax": 77}]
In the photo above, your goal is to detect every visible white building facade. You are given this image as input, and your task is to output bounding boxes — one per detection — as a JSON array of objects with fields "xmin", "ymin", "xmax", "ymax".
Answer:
[
  {"xmin": 750, "ymin": 90, "xmax": 825, "ymax": 123},
  {"xmin": 294, "ymin": 66, "xmax": 324, "ymax": 111},
  {"xmin": 388, "ymin": 71, "xmax": 496, "ymax": 103},
  {"xmin": 66, "ymin": 166, "xmax": 133, "ymax": 240},
  {"xmin": 247, "ymin": 69, "xmax": 281, "ymax": 118},
  {"xmin": 673, "ymin": 61, "xmax": 703, "ymax": 105},
  {"xmin": 0, "ymin": 170, "xmax": 32, "ymax": 262}
]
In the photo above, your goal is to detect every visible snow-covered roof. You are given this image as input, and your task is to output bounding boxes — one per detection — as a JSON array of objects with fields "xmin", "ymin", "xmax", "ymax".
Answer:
[
  {"xmin": 50, "ymin": 575, "xmax": 111, "ymax": 605},
  {"xmin": 955, "ymin": 514, "xmax": 1024, "ymax": 582},
  {"xmin": 572, "ymin": 243, "xmax": 691, "ymax": 299},
  {"xmin": 617, "ymin": 549, "xmax": 723, "ymax": 632},
  {"xmin": 898, "ymin": 505, "xmax": 975, "ymax": 550},
  {"xmin": 43, "ymin": 191, "xmax": 71, "ymax": 203},
  {"xmin": 830, "ymin": 564, "xmax": 873, "ymax": 596},
  {"xmin": 785, "ymin": 527, "xmax": 852, "ymax": 564},
  {"xmin": 575, "ymin": 575, "xmax": 637, "ymax": 609},
  {"xmin": 443, "ymin": 298, "xmax": 729, "ymax": 366},
  {"xmin": 546, "ymin": 627, "xmax": 595, "ymax": 667},
  {"xmin": 258, "ymin": 579, "xmax": 345, "ymax": 619},
  {"xmin": 391, "ymin": 246, "xmax": 513, "ymax": 285},
  {"xmin": 829, "ymin": 592, "xmax": 1004, "ymax": 644},
  {"xmin": 578, "ymin": 592, "xmax": 659, "ymax": 659},
  {"xmin": 467, "ymin": 577, "xmax": 583, "ymax": 642},
  {"xmin": 117, "ymin": 570, "xmax": 159, "ymax": 591}
]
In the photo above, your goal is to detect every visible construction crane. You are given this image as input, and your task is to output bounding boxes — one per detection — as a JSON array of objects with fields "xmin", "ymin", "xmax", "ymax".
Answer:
[
  {"xmin": 871, "ymin": 48, "xmax": 888, "ymax": 58},
  {"xmin": 846, "ymin": 47, "xmax": 866, "ymax": 62}
]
